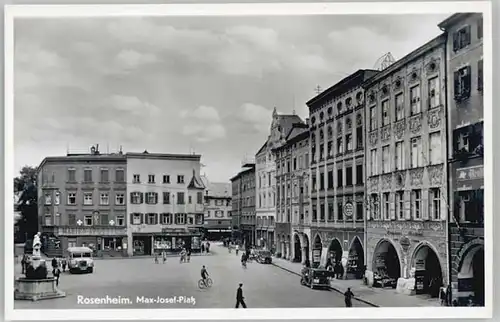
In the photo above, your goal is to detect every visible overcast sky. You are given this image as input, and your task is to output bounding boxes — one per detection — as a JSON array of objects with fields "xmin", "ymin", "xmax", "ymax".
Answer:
[{"xmin": 14, "ymin": 14, "xmax": 449, "ymax": 182}]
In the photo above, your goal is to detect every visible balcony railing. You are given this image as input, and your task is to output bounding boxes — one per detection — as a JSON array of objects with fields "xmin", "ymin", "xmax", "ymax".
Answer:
[{"xmin": 42, "ymin": 225, "xmax": 127, "ymax": 236}]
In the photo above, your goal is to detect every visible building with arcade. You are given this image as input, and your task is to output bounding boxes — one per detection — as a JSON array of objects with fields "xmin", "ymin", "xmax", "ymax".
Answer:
[
  {"xmin": 306, "ymin": 69, "xmax": 377, "ymax": 276},
  {"xmin": 230, "ymin": 160, "xmax": 256, "ymax": 247},
  {"xmin": 439, "ymin": 13, "xmax": 484, "ymax": 306},
  {"xmin": 363, "ymin": 34, "xmax": 449, "ymax": 297},
  {"xmin": 272, "ymin": 117, "xmax": 310, "ymax": 262}
]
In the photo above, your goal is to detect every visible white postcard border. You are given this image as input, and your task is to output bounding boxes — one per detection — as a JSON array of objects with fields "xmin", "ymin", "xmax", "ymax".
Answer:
[{"xmin": 4, "ymin": 1, "xmax": 493, "ymax": 320}]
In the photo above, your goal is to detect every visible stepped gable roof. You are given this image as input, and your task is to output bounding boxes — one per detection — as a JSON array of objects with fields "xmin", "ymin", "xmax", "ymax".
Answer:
[{"xmin": 187, "ymin": 169, "xmax": 206, "ymax": 190}]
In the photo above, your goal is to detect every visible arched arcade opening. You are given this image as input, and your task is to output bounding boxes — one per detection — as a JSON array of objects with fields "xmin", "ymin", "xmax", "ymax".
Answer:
[
  {"xmin": 458, "ymin": 243, "xmax": 484, "ymax": 306},
  {"xmin": 303, "ymin": 234, "xmax": 310, "ymax": 265},
  {"xmin": 372, "ymin": 239, "xmax": 401, "ymax": 285},
  {"xmin": 347, "ymin": 237, "xmax": 365, "ymax": 279},
  {"xmin": 312, "ymin": 234, "xmax": 322, "ymax": 268},
  {"xmin": 293, "ymin": 234, "xmax": 302, "ymax": 263},
  {"xmin": 411, "ymin": 244, "xmax": 443, "ymax": 297}
]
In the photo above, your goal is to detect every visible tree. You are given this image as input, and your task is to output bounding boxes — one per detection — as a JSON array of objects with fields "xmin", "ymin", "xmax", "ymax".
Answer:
[{"xmin": 14, "ymin": 165, "xmax": 38, "ymax": 243}]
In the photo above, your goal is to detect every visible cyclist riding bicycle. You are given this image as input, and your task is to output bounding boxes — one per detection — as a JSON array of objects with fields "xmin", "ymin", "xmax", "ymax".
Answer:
[{"xmin": 201, "ymin": 265, "xmax": 209, "ymax": 285}]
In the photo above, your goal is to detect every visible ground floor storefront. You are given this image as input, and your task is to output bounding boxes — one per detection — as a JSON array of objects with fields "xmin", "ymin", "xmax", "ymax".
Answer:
[
  {"xmin": 41, "ymin": 234, "xmax": 128, "ymax": 257},
  {"xmin": 240, "ymin": 224, "xmax": 256, "ymax": 247},
  {"xmin": 449, "ymin": 225, "xmax": 484, "ymax": 306},
  {"xmin": 366, "ymin": 221, "xmax": 448, "ymax": 298},
  {"xmin": 128, "ymin": 227, "xmax": 204, "ymax": 256},
  {"xmin": 308, "ymin": 227, "xmax": 364, "ymax": 279},
  {"xmin": 275, "ymin": 223, "xmax": 291, "ymax": 260},
  {"xmin": 290, "ymin": 226, "xmax": 310, "ymax": 264}
]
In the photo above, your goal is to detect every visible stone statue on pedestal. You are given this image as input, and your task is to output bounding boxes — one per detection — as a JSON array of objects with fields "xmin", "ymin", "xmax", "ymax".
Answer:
[{"xmin": 32, "ymin": 232, "xmax": 41, "ymax": 259}]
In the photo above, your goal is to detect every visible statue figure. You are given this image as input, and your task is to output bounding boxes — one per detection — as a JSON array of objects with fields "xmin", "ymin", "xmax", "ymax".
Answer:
[{"xmin": 32, "ymin": 232, "xmax": 41, "ymax": 259}]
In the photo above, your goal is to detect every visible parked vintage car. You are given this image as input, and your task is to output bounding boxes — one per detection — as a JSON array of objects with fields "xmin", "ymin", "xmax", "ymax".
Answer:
[
  {"xmin": 300, "ymin": 267, "xmax": 330, "ymax": 289},
  {"xmin": 257, "ymin": 250, "xmax": 272, "ymax": 264},
  {"xmin": 66, "ymin": 246, "xmax": 94, "ymax": 274},
  {"xmin": 373, "ymin": 272, "xmax": 397, "ymax": 288}
]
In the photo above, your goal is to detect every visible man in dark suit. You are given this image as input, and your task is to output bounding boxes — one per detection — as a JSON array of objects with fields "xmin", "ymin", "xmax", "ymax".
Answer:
[{"xmin": 235, "ymin": 283, "xmax": 247, "ymax": 308}]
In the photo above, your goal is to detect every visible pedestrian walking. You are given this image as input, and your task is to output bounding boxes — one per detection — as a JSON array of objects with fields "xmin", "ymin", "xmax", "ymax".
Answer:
[
  {"xmin": 235, "ymin": 283, "xmax": 247, "ymax": 308},
  {"xmin": 61, "ymin": 258, "xmax": 67, "ymax": 272},
  {"xmin": 206, "ymin": 242, "xmax": 210, "ymax": 253},
  {"xmin": 440, "ymin": 287, "xmax": 447, "ymax": 306},
  {"xmin": 51, "ymin": 257, "xmax": 58, "ymax": 271},
  {"xmin": 201, "ymin": 243, "xmax": 205, "ymax": 253},
  {"xmin": 344, "ymin": 287, "xmax": 354, "ymax": 307},
  {"xmin": 162, "ymin": 252, "xmax": 167, "ymax": 264},
  {"xmin": 53, "ymin": 266, "xmax": 61, "ymax": 287},
  {"xmin": 187, "ymin": 249, "xmax": 191, "ymax": 263}
]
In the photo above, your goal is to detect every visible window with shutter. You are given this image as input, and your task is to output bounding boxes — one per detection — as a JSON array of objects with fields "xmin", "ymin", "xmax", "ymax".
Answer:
[{"xmin": 140, "ymin": 193, "xmax": 144, "ymax": 204}]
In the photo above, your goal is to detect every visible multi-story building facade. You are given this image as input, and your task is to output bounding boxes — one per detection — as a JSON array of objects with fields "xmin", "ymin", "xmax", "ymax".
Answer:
[
  {"xmin": 201, "ymin": 176, "xmax": 232, "ymax": 241},
  {"xmin": 364, "ymin": 34, "xmax": 448, "ymax": 298},
  {"xmin": 126, "ymin": 152, "xmax": 205, "ymax": 256},
  {"xmin": 230, "ymin": 162, "xmax": 256, "ymax": 246},
  {"xmin": 439, "ymin": 13, "xmax": 484, "ymax": 306},
  {"xmin": 37, "ymin": 146, "xmax": 128, "ymax": 257},
  {"xmin": 273, "ymin": 121, "xmax": 310, "ymax": 262},
  {"xmin": 231, "ymin": 176, "xmax": 242, "ymax": 241},
  {"xmin": 255, "ymin": 108, "xmax": 304, "ymax": 250},
  {"xmin": 307, "ymin": 70, "xmax": 378, "ymax": 275}
]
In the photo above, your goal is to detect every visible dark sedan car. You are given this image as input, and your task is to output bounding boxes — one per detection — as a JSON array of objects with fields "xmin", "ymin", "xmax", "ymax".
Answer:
[{"xmin": 257, "ymin": 250, "xmax": 272, "ymax": 264}]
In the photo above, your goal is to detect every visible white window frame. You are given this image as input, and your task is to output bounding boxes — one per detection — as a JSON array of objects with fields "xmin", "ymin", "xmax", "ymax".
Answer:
[
  {"xmin": 115, "ymin": 193, "xmax": 125, "ymax": 205},
  {"xmin": 100, "ymin": 193, "xmax": 109, "ymax": 206},
  {"xmin": 412, "ymin": 189, "xmax": 422, "ymax": 220},
  {"xmin": 116, "ymin": 215, "xmax": 125, "ymax": 226},
  {"xmin": 429, "ymin": 132, "xmax": 442, "ymax": 165},
  {"xmin": 132, "ymin": 213, "xmax": 141, "ymax": 225},
  {"xmin": 370, "ymin": 149, "xmax": 378, "ymax": 175},
  {"xmin": 382, "ymin": 145, "xmax": 391, "ymax": 173},
  {"xmin": 411, "ymin": 137, "xmax": 422, "ymax": 168},
  {"xmin": 148, "ymin": 174, "xmax": 155, "ymax": 184},
  {"xmin": 83, "ymin": 192, "xmax": 93, "ymax": 206},
  {"xmin": 67, "ymin": 192, "xmax": 76, "ymax": 205},
  {"xmin": 133, "ymin": 174, "xmax": 140, "ymax": 183},
  {"xmin": 146, "ymin": 213, "xmax": 157, "ymax": 225},
  {"xmin": 175, "ymin": 213, "xmax": 186, "ymax": 225},
  {"xmin": 84, "ymin": 215, "xmax": 93, "ymax": 226},
  {"xmin": 395, "ymin": 141, "xmax": 404, "ymax": 170},
  {"xmin": 54, "ymin": 191, "xmax": 60, "ymax": 205},
  {"xmin": 381, "ymin": 100, "xmax": 390, "ymax": 126},
  {"xmin": 410, "ymin": 85, "xmax": 421, "ymax": 115},
  {"xmin": 44, "ymin": 214, "xmax": 52, "ymax": 226},
  {"xmin": 383, "ymin": 192, "xmax": 390, "ymax": 220},
  {"xmin": 146, "ymin": 192, "xmax": 157, "ymax": 204},
  {"xmin": 428, "ymin": 77, "xmax": 440, "ymax": 108},
  {"xmin": 44, "ymin": 192, "xmax": 52, "ymax": 205},
  {"xmin": 161, "ymin": 213, "xmax": 173, "ymax": 225},
  {"xmin": 177, "ymin": 175, "xmax": 185, "ymax": 184},
  {"xmin": 396, "ymin": 191, "xmax": 405, "ymax": 220},
  {"xmin": 395, "ymin": 93, "xmax": 404, "ymax": 121},
  {"xmin": 131, "ymin": 192, "xmax": 142, "ymax": 204},
  {"xmin": 430, "ymin": 188, "xmax": 441, "ymax": 220}
]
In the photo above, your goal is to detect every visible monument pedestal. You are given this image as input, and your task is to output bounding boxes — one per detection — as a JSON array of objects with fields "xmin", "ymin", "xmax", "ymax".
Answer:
[{"xmin": 14, "ymin": 278, "xmax": 66, "ymax": 301}]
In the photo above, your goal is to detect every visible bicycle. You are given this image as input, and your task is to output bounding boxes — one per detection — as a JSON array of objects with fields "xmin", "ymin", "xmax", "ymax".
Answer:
[{"xmin": 198, "ymin": 278, "xmax": 213, "ymax": 289}]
